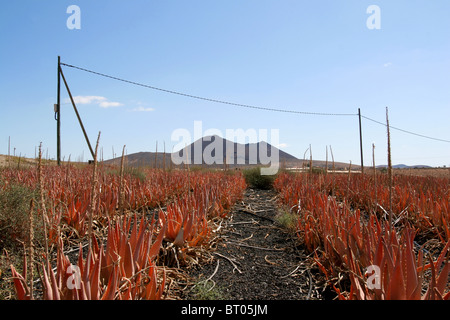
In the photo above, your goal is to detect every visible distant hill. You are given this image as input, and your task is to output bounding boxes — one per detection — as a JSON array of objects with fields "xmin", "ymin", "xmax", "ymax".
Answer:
[
  {"xmin": 376, "ymin": 164, "xmax": 432, "ymax": 169},
  {"xmin": 103, "ymin": 135, "xmax": 356, "ymax": 170},
  {"xmin": 174, "ymin": 135, "xmax": 297, "ymax": 166}
]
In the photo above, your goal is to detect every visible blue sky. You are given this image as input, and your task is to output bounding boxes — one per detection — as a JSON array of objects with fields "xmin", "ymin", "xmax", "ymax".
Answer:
[{"xmin": 1, "ymin": 1, "xmax": 449, "ymax": 166}]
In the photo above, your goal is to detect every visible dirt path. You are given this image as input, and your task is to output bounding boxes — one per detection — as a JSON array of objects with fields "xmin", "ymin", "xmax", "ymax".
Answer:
[{"xmin": 183, "ymin": 188, "xmax": 325, "ymax": 300}]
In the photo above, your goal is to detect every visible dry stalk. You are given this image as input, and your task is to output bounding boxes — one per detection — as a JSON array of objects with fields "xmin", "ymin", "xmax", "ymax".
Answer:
[
  {"xmin": 346, "ymin": 161, "xmax": 352, "ymax": 200},
  {"xmin": 154, "ymin": 141, "xmax": 158, "ymax": 169},
  {"xmin": 28, "ymin": 199, "xmax": 35, "ymax": 300},
  {"xmin": 163, "ymin": 141, "xmax": 166, "ymax": 171},
  {"xmin": 372, "ymin": 143, "xmax": 377, "ymax": 214},
  {"xmin": 306, "ymin": 268, "xmax": 313, "ymax": 300},
  {"xmin": 195, "ymin": 259, "xmax": 220, "ymax": 289},
  {"xmin": 88, "ymin": 132, "xmax": 101, "ymax": 252},
  {"xmin": 386, "ymin": 107, "xmax": 393, "ymax": 232},
  {"xmin": 309, "ymin": 144, "xmax": 313, "ymax": 176},
  {"xmin": 186, "ymin": 144, "xmax": 191, "ymax": 193},
  {"xmin": 330, "ymin": 145, "xmax": 335, "ymax": 197},
  {"xmin": 119, "ymin": 145, "xmax": 126, "ymax": 215},
  {"xmin": 38, "ymin": 143, "xmax": 50, "ymax": 270},
  {"xmin": 213, "ymin": 252, "xmax": 242, "ymax": 274},
  {"xmin": 226, "ymin": 240, "xmax": 284, "ymax": 251}
]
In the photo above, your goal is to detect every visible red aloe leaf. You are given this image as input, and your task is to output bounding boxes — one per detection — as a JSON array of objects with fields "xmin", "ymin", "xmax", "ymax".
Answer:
[
  {"xmin": 144, "ymin": 266, "xmax": 158, "ymax": 300},
  {"xmin": 156, "ymin": 268, "xmax": 166, "ymax": 300},
  {"xmin": 405, "ymin": 229, "xmax": 420, "ymax": 299},
  {"xmin": 435, "ymin": 259, "xmax": 449, "ymax": 297},
  {"xmin": 424, "ymin": 255, "xmax": 437, "ymax": 300},
  {"xmin": 48, "ymin": 261, "xmax": 61, "ymax": 300},
  {"xmin": 374, "ymin": 234, "xmax": 384, "ymax": 267},
  {"xmin": 74, "ymin": 281, "xmax": 84, "ymax": 300},
  {"xmin": 10, "ymin": 265, "xmax": 29, "ymax": 300},
  {"xmin": 123, "ymin": 242, "xmax": 135, "ymax": 279},
  {"xmin": 89, "ymin": 249, "xmax": 102, "ymax": 300},
  {"xmin": 441, "ymin": 214, "xmax": 450, "ymax": 241},
  {"xmin": 346, "ymin": 242, "xmax": 366, "ymax": 300},
  {"xmin": 41, "ymin": 263, "xmax": 53, "ymax": 300},
  {"xmin": 118, "ymin": 229, "xmax": 127, "ymax": 268},
  {"xmin": 183, "ymin": 212, "xmax": 195, "ymax": 242},
  {"xmin": 133, "ymin": 216, "xmax": 148, "ymax": 264},
  {"xmin": 382, "ymin": 240, "xmax": 395, "ymax": 282},
  {"xmin": 350, "ymin": 272, "xmax": 366, "ymax": 300},
  {"xmin": 138, "ymin": 230, "xmax": 152, "ymax": 270},
  {"xmin": 82, "ymin": 276, "xmax": 91, "ymax": 300},
  {"xmin": 435, "ymin": 239, "xmax": 450, "ymax": 272},
  {"xmin": 101, "ymin": 266, "xmax": 118, "ymax": 300},
  {"xmin": 433, "ymin": 287, "xmax": 444, "ymax": 300},
  {"xmin": 173, "ymin": 224, "xmax": 185, "ymax": 247},
  {"xmin": 82, "ymin": 250, "xmax": 92, "ymax": 293},
  {"xmin": 129, "ymin": 215, "xmax": 139, "ymax": 249},
  {"xmin": 388, "ymin": 248, "xmax": 406, "ymax": 300}
]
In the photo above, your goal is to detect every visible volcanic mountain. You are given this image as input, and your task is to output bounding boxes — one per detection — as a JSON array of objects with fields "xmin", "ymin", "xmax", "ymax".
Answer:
[{"xmin": 105, "ymin": 135, "xmax": 301, "ymax": 169}]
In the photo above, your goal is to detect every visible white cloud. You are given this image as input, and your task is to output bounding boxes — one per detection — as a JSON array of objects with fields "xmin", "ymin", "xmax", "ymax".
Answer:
[
  {"xmin": 131, "ymin": 106, "xmax": 155, "ymax": 112},
  {"xmin": 276, "ymin": 143, "xmax": 289, "ymax": 149},
  {"xmin": 99, "ymin": 101, "xmax": 124, "ymax": 108},
  {"xmin": 383, "ymin": 62, "xmax": 393, "ymax": 68},
  {"xmin": 68, "ymin": 95, "xmax": 123, "ymax": 108},
  {"xmin": 72, "ymin": 96, "xmax": 107, "ymax": 105}
]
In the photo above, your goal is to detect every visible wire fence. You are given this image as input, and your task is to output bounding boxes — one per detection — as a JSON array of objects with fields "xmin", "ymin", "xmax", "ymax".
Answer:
[{"xmin": 60, "ymin": 61, "xmax": 450, "ymax": 144}]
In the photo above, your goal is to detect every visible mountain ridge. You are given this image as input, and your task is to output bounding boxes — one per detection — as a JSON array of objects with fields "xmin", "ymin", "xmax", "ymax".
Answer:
[
  {"xmin": 103, "ymin": 135, "xmax": 357, "ymax": 170},
  {"xmin": 376, "ymin": 164, "xmax": 432, "ymax": 169}
]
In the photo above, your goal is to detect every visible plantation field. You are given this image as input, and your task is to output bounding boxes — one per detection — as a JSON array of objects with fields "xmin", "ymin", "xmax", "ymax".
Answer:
[
  {"xmin": 392, "ymin": 167, "xmax": 450, "ymax": 179},
  {"xmin": 274, "ymin": 172, "xmax": 450, "ymax": 299},
  {"xmin": 0, "ymin": 158, "xmax": 448, "ymax": 300}
]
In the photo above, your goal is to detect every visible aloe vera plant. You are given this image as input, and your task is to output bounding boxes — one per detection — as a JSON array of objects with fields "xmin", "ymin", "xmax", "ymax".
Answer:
[
  {"xmin": 274, "ymin": 172, "xmax": 450, "ymax": 300},
  {"xmin": 6, "ymin": 164, "xmax": 247, "ymax": 300}
]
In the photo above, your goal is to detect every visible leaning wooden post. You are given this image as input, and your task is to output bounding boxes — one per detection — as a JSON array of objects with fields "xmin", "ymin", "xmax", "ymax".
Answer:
[{"xmin": 59, "ymin": 67, "xmax": 95, "ymax": 160}]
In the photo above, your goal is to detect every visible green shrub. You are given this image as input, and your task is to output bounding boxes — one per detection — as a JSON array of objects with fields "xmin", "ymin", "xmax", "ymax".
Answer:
[
  {"xmin": 0, "ymin": 184, "xmax": 41, "ymax": 248},
  {"xmin": 192, "ymin": 281, "xmax": 228, "ymax": 300},
  {"xmin": 107, "ymin": 166, "xmax": 147, "ymax": 182},
  {"xmin": 243, "ymin": 167, "xmax": 276, "ymax": 190},
  {"xmin": 275, "ymin": 210, "xmax": 299, "ymax": 232},
  {"xmin": 125, "ymin": 167, "xmax": 147, "ymax": 182}
]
